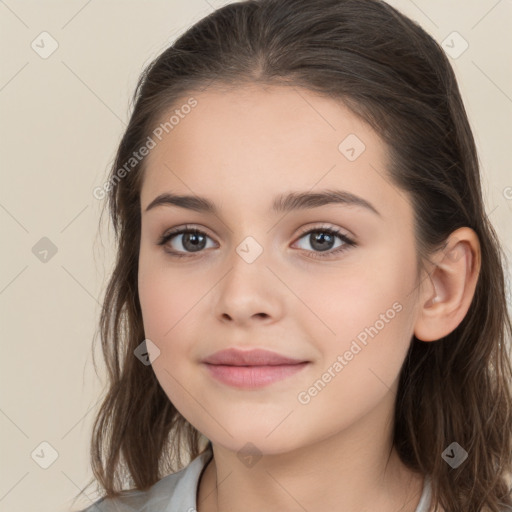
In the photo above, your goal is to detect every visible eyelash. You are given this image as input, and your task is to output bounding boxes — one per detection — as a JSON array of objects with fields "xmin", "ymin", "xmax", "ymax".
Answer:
[{"xmin": 156, "ymin": 224, "xmax": 357, "ymax": 260}]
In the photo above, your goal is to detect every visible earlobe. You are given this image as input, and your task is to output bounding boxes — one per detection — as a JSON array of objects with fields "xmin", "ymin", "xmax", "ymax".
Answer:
[{"xmin": 414, "ymin": 227, "xmax": 481, "ymax": 342}]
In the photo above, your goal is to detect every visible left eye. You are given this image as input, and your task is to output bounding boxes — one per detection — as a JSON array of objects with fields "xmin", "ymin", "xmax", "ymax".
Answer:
[{"xmin": 292, "ymin": 227, "xmax": 355, "ymax": 258}]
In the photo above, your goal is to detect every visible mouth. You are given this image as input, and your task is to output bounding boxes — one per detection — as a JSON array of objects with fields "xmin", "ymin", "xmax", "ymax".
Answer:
[
  {"xmin": 202, "ymin": 361, "xmax": 310, "ymax": 389},
  {"xmin": 202, "ymin": 347, "xmax": 308, "ymax": 366}
]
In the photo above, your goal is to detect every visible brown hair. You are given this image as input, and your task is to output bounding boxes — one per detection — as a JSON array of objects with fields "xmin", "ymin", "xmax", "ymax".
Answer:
[{"xmin": 75, "ymin": 0, "xmax": 512, "ymax": 510}]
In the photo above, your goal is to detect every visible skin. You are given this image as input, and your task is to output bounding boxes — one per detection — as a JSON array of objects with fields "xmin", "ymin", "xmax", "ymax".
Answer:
[{"xmin": 138, "ymin": 85, "xmax": 480, "ymax": 512}]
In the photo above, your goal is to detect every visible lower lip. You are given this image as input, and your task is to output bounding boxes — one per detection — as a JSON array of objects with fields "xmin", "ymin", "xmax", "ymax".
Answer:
[{"xmin": 203, "ymin": 362, "xmax": 309, "ymax": 389}]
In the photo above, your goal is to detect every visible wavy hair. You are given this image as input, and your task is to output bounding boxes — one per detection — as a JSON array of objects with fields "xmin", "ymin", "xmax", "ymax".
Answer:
[{"xmin": 74, "ymin": 1, "xmax": 512, "ymax": 510}]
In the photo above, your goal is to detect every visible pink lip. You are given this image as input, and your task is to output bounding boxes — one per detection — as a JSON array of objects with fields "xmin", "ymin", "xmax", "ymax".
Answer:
[
  {"xmin": 202, "ymin": 348, "xmax": 310, "ymax": 389},
  {"xmin": 203, "ymin": 362, "xmax": 310, "ymax": 389},
  {"xmin": 202, "ymin": 348, "xmax": 306, "ymax": 366}
]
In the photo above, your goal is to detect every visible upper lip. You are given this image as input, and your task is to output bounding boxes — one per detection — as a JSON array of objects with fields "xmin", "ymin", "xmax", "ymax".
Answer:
[{"xmin": 202, "ymin": 348, "xmax": 307, "ymax": 366}]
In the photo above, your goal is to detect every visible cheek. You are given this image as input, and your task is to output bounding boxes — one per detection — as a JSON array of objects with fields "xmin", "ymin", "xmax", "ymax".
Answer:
[
  {"xmin": 138, "ymin": 232, "xmax": 184, "ymax": 333},
  {"xmin": 137, "ymin": 256, "xmax": 204, "ymax": 409},
  {"xmin": 294, "ymin": 245, "xmax": 417, "ymax": 387},
  {"xmin": 296, "ymin": 255, "xmax": 416, "ymax": 345},
  {"xmin": 137, "ymin": 252, "xmax": 222, "ymax": 390},
  {"xmin": 138, "ymin": 251, "xmax": 206, "ymax": 341},
  {"xmin": 293, "ymin": 274, "xmax": 415, "ymax": 435}
]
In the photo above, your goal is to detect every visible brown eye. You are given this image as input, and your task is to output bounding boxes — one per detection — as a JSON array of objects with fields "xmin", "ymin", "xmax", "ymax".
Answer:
[
  {"xmin": 293, "ymin": 226, "xmax": 356, "ymax": 260},
  {"xmin": 157, "ymin": 226, "xmax": 216, "ymax": 257}
]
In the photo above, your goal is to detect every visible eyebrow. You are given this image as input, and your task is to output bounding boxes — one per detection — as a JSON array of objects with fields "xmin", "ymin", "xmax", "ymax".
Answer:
[{"xmin": 144, "ymin": 189, "xmax": 380, "ymax": 216}]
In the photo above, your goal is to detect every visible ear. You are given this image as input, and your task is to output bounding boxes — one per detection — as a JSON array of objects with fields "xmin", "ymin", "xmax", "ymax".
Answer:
[{"xmin": 414, "ymin": 227, "xmax": 481, "ymax": 342}]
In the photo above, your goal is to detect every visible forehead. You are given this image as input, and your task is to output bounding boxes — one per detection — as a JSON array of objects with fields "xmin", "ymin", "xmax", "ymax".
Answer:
[{"xmin": 140, "ymin": 85, "xmax": 400, "ymax": 216}]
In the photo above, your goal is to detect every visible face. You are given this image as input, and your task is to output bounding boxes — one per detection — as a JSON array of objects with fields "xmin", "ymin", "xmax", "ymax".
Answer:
[{"xmin": 138, "ymin": 85, "xmax": 422, "ymax": 455}]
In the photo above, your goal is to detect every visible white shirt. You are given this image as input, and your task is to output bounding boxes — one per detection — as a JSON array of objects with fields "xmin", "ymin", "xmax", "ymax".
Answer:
[{"xmin": 79, "ymin": 445, "xmax": 432, "ymax": 511}]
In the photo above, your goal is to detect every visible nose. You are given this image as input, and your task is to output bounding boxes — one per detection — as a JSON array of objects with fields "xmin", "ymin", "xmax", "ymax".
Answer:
[{"xmin": 212, "ymin": 246, "xmax": 285, "ymax": 327}]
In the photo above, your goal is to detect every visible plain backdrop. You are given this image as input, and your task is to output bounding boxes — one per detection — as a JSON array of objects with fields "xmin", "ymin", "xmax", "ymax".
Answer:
[{"xmin": 1, "ymin": 1, "xmax": 511, "ymax": 511}]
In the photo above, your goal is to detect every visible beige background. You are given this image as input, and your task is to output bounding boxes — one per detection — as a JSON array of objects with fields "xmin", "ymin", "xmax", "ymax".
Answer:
[{"xmin": 1, "ymin": 1, "xmax": 511, "ymax": 511}]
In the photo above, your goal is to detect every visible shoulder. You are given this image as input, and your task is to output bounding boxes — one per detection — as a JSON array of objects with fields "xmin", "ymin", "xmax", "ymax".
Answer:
[{"xmin": 76, "ymin": 447, "xmax": 213, "ymax": 512}]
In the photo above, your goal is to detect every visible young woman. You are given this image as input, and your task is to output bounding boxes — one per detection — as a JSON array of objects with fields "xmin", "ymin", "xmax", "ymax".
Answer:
[{"xmin": 75, "ymin": 1, "xmax": 512, "ymax": 510}]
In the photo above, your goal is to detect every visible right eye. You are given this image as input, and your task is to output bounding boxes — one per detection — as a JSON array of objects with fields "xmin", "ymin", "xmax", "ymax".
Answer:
[{"xmin": 157, "ymin": 225, "xmax": 217, "ymax": 258}]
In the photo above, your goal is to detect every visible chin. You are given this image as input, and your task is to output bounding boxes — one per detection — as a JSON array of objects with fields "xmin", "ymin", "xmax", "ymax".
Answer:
[{"xmin": 206, "ymin": 427, "xmax": 306, "ymax": 457}]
